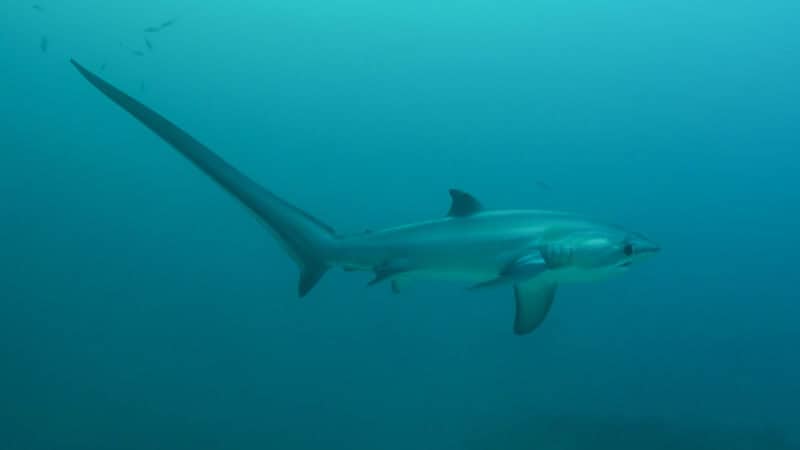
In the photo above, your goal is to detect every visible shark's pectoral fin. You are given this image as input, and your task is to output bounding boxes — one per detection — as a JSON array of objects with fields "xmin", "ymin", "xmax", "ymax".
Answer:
[
  {"xmin": 513, "ymin": 281, "xmax": 558, "ymax": 335},
  {"xmin": 469, "ymin": 250, "xmax": 548, "ymax": 290}
]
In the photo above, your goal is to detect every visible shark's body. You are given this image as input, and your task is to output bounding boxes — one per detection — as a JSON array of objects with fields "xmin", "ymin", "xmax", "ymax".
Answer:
[
  {"xmin": 70, "ymin": 60, "xmax": 659, "ymax": 334},
  {"xmin": 335, "ymin": 210, "xmax": 618, "ymax": 284}
]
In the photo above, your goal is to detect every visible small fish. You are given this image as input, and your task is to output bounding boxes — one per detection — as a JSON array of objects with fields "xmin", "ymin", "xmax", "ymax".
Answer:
[
  {"xmin": 39, "ymin": 36, "xmax": 48, "ymax": 53},
  {"xmin": 535, "ymin": 180, "xmax": 551, "ymax": 191},
  {"xmin": 120, "ymin": 42, "xmax": 144, "ymax": 56},
  {"xmin": 144, "ymin": 38, "xmax": 153, "ymax": 51},
  {"xmin": 32, "ymin": 4, "xmax": 44, "ymax": 12},
  {"xmin": 144, "ymin": 17, "xmax": 178, "ymax": 33},
  {"xmin": 140, "ymin": 81, "xmax": 145, "ymax": 91},
  {"xmin": 159, "ymin": 17, "xmax": 178, "ymax": 29},
  {"xmin": 100, "ymin": 62, "xmax": 107, "ymax": 71}
]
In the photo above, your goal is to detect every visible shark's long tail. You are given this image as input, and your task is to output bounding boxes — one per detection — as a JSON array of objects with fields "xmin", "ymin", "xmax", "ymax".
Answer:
[{"xmin": 70, "ymin": 59, "xmax": 335, "ymax": 297}]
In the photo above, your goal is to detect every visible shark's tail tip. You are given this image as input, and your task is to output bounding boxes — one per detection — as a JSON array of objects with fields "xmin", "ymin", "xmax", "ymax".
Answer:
[
  {"xmin": 70, "ymin": 59, "xmax": 92, "ymax": 75},
  {"xmin": 69, "ymin": 58, "xmax": 84, "ymax": 73}
]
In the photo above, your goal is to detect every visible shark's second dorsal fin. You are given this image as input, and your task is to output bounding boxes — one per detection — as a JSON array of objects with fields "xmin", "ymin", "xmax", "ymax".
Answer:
[{"xmin": 447, "ymin": 189, "xmax": 482, "ymax": 217}]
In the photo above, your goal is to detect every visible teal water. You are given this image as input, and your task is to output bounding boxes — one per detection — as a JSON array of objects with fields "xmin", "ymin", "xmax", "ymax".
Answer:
[{"xmin": 2, "ymin": 1, "xmax": 799, "ymax": 449}]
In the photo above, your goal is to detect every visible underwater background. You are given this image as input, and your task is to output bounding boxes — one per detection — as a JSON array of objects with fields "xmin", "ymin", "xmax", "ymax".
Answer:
[{"xmin": 1, "ymin": 0, "xmax": 799, "ymax": 448}]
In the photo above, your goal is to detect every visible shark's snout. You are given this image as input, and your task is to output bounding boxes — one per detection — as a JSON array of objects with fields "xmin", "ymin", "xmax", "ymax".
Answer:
[
  {"xmin": 615, "ymin": 235, "xmax": 660, "ymax": 269},
  {"xmin": 626, "ymin": 232, "xmax": 661, "ymax": 257},
  {"xmin": 630, "ymin": 239, "xmax": 660, "ymax": 267},
  {"xmin": 639, "ymin": 242, "xmax": 661, "ymax": 254}
]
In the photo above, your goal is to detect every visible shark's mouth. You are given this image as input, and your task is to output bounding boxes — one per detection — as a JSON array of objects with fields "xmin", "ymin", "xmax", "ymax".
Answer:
[{"xmin": 618, "ymin": 261, "xmax": 633, "ymax": 268}]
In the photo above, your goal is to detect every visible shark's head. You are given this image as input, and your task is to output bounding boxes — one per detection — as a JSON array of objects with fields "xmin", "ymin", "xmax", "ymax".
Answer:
[
  {"xmin": 550, "ymin": 228, "xmax": 660, "ymax": 281},
  {"xmin": 613, "ymin": 231, "xmax": 661, "ymax": 270}
]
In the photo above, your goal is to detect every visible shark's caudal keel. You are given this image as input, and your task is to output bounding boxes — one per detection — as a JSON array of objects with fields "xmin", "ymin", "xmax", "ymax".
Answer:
[{"xmin": 70, "ymin": 59, "xmax": 659, "ymax": 335}]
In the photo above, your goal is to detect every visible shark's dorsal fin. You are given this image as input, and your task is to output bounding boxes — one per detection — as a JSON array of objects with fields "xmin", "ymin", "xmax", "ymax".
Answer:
[{"xmin": 447, "ymin": 189, "xmax": 483, "ymax": 217}]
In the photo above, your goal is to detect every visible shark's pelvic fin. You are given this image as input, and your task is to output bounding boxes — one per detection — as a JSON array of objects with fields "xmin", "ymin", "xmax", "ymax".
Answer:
[
  {"xmin": 447, "ymin": 189, "xmax": 483, "ymax": 217},
  {"xmin": 368, "ymin": 258, "xmax": 412, "ymax": 286},
  {"xmin": 70, "ymin": 59, "xmax": 336, "ymax": 297},
  {"xmin": 390, "ymin": 277, "xmax": 414, "ymax": 294},
  {"xmin": 513, "ymin": 281, "xmax": 558, "ymax": 335},
  {"xmin": 391, "ymin": 279, "xmax": 402, "ymax": 294}
]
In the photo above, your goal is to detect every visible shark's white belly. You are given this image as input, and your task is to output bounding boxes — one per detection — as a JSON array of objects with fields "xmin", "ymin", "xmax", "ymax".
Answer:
[
  {"xmin": 544, "ymin": 266, "xmax": 621, "ymax": 284},
  {"xmin": 402, "ymin": 266, "xmax": 618, "ymax": 286},
  {"xmin": 400, "ymin": 267, "xmax": 498, "ymax": 283}
]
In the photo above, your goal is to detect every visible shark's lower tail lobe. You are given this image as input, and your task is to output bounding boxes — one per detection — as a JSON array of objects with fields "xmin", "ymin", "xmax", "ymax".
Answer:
[{"xmin": 70, "ymin": 59, "xmax": 334, "ymax": 297}]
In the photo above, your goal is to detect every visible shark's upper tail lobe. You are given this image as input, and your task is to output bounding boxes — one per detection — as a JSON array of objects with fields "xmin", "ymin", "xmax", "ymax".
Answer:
[{"xmin": 70, "ymin": 59, "xmax": 335, "ymax": 296}]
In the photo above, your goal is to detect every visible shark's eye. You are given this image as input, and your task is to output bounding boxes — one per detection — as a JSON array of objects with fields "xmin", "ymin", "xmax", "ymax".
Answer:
[{"xmin": 623, "ymin": 243, "xmax": 634, "ymax": 256}]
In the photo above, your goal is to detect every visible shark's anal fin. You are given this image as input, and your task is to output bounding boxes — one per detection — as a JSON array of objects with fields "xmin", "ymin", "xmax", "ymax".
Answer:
[
  {"xmin": 447, "ymin": 189, "xmax": 483, "ymax": 217},
  {"xmin": 469, "ymin": 251, "xmax": 547, "ymax": 290},
  {"xmin": 513, "ymin": 281, "xmax": 558, "ymax": 335}
]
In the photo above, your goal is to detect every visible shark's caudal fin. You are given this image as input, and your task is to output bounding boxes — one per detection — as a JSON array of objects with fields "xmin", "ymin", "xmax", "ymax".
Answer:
[{"xmin": 70, "ymin": 59, "xmax": 335, "ymax": 297}]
